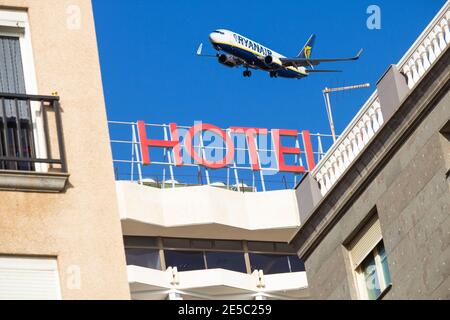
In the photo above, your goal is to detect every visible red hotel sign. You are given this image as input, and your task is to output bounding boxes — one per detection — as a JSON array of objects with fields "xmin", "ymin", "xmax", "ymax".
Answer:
[{"xmin": 137, "ymin": 121, "xmax": 316, "ymax": 173}]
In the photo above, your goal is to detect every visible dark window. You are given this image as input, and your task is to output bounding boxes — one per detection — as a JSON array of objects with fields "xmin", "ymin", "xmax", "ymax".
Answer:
[
  {"xmin": 124, "ymin": 236, "xmax": 158, "ymax": 248},
  {"xmin": 125, "ymin": 248, "xmax": 161, "ymax": 270},
  {"xmin": 274, "ymin": 243, "xmax": 296, "ymax": 253},
  {"xmin": 288, "ymin": 255, "xmax": 305, "ymax": 272},
  {"xmin": 164, "ymin": 250, "xmax": 205, "ymax": 271},
  {"xmin": 214, "ymin": 240, "xmax": 243, "ymax": 251},
  {"xmin": 360, "ymin": 250, "xmax": 381, "ymax": 300},
  {"xmin": 163, "ymin": 238, "xmax": 191, "ymax": 249},
  {"xmin": 247, "ymin": 242, "xmax": 275, "ymax": 252},
  {"xmin": 0, "ymin": 36, "xmax": 35, "ymax": 171},
  {"xmin": 377, "ymin": 242, "xmax": 392, "ymax": 288},
  {"xmin": 356, "ymin": 240, "xmax": 392, "ymax": 300},
  {"xmin": 205, "ymin": 252, "xmax": 246, "ymax": 273},
  {"xmin": 191, "ymin": 239, "xmax": 213, "ymax": 250},
  {"xmin": 249, "ymin": 253, "xmax": 290, "ymax": 274}
]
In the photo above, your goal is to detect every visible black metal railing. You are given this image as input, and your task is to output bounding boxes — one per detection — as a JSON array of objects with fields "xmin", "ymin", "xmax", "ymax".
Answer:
[{"xmin": 0, "ymin": 92, "xmax": 67, "ymax": 173}]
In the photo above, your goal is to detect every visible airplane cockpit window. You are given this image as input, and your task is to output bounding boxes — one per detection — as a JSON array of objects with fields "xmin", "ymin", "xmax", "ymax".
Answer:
[{"xmin": 213, "ymin": 30, "xmax": 225, "ymax": 35}]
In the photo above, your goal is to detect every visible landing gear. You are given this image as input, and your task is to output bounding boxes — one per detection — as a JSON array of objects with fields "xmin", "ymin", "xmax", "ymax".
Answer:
[
  {"xmin": 243, "ymin": 69, "xmax": 252, "ymax": 77},
  {"xmin": 269, "ymin": 71, "xmax": 278, "ymax": 78}
]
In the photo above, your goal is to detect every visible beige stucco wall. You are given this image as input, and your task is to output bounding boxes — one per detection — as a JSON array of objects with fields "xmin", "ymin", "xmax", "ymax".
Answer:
[{"xmin": 0, "ymin": 0, "xmax": 130, "ymax": 299}]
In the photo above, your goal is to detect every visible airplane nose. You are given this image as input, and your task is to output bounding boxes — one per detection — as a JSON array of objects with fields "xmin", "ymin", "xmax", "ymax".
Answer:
[{"xmin": 209, "ymin": 32, "xmax": 219, "ymax": 44}]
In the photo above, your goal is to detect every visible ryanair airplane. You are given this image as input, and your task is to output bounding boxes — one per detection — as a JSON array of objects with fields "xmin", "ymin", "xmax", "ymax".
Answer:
[{"xmin": 197, "ymin": 29, "xmax": 363, "ymax": 79}]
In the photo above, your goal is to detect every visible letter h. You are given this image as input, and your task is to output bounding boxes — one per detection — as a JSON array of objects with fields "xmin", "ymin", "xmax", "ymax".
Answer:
[{"xmin": 137, "ymin": 120, "xmax": 182, "ymax": 166}]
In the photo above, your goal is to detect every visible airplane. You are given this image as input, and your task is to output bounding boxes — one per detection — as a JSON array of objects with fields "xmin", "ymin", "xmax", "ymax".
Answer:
[{"xmin": 197, "ymin": 29, "xmax": 363, "ymax": 79}]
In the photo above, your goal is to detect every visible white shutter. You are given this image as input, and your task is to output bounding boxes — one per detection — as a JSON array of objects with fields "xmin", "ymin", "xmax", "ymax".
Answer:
[
  {"xmin": 349, "ymin": 217, "xmax": 382, "ymax": 268},
  {"xmin": 0, "ymin": 256, "xmax": 61, "ymax": 300}
]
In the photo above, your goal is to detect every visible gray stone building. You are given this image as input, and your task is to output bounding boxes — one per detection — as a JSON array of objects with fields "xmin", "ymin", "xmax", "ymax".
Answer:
[{"xmin": 292, "ymin": 2, "xmax": 450, "ymax": 300}]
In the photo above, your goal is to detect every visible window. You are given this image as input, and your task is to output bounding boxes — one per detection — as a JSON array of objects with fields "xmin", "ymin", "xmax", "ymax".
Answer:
[
  {"xmin": 125, "ymin": 248, "xmax": 161, "ymax": 270},
  {"xmin": 249, "ymin": 253, "xmax": 304, "ymax": 275},
  {"xmin": 250, "ymin": 253, "xmax": 290, "ymax": 274},
  {"xmin": 164, "ymin": 250, "xmax": 205, "ymax": 272},
  {"xmin": 163, "ymin": 238, "xmax": 191, "ymax": 249},
  {"xmin": 124, "ymin": 236, "xmax": 159, "ymax": 248},
  {"xmin": 247, "ymin": 241, "xmax": 275, "ymax": 252},
  {"xmin": 205, "ymin": 252, "xmax": 246, "ymax": 273},
  {"xmin": 0, "ymin": 10, "xmax": 55, "ymax": 176},
  {"xmin": 0, "ymin": 36, "xmax": 35, "ymax": 171},
  {"xmin": 0, "ymin": 256, "xmax": 61, "ymax": 300},
  {"xmin": 356, "ymin": 241, "xmax": 392, "ymax": 300},
  {"xmin": 214, "ymin": 240, "xmax": 243, "ymax": 251},
  {"xmin": 347, "ymin": 215, "xmax": 392, "ymax": 300},
  {"xmin": 164, "ymin": 250, "xmax": 248, "ymax": 273},
  {"xmin": 288, "ymin": 255, "xmax": 306, "ymax": 272},
  {"xmin": 123, "ymin": 236, "xmax": 306, "ymax": 275}
]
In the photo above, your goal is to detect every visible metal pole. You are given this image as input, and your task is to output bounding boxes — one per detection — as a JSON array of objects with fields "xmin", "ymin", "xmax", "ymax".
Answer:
[
  {"xmin": 227, "ymin": 129, "xmax": 240, "ymax": 192},
  {"xmin": 163, "ymin": 124, "xmax": 176, "ymax": 188},
  {"xmin": 322, "ymin": 83, "xmax": 370, "ymax": 144},
  {"xmin": 317, "ymin": 133, "xmax": 324, "ymax": 162},
  {"xmin": 198, "ymin": 132, "xmax": 210, "ymax": 185},
  {"xmin": 324, "ymin": 91, "xmax": 337, "ymax": 142},
  {"xmin": 53, "ymin": 100, "xmax": 68, "ymax": 173},
  {"xmin": 132, "ymin": 123, "xmax": 143, "ymax": 183},
  {"xmin": 130, "ymin": 125, "xmax": 136, "ymax": 182},
  {"xmin": 253, "ymin": 133, "xmax": 266, "ymax": 192}
]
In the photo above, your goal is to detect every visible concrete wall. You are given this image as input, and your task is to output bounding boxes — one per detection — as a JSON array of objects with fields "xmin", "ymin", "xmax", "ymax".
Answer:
[
  {"xmin": 295, "ymin": 51, "xmax": 450, "ymax": 300},
  {"xmin": 118, "ymin": 182, "xmax": 301, "ymax": 242},
  {"xmin": 0, "ymin": 0, "xmax": 130, "ymax": 299},
  {"xmin": 128, "ymin": 266, "xmax": 309, "ymax": 300}
]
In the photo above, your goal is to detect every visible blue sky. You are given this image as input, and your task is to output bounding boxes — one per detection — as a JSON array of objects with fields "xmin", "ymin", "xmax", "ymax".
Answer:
[{"xmin": 91, "ymin": 0, "xmax": 445, "ymax": 187}]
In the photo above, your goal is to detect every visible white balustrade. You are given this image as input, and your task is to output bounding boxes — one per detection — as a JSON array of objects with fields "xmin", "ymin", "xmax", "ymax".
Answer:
[
  {"xmin": 311, "ymin": 2, "xmax": 449, "ymax": 197},
  {"xmin": 398, "ymin": 5, "xmax": 450, "ymax": 89},
  {"xmin": 443, "ymin": 14, "xmax": 450, "ymax": 43},
  {"xmin": 311, "ymin": 95, "xmax": 383, "ymax": 196},
  {"xmin": 343, "ymin": 138, "xmax": 353, "ymax": 164}
]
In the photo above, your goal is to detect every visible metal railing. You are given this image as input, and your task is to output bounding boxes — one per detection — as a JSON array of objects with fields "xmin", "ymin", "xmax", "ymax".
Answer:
[
  {"xmin": 0, "ymin": 92, "xmax": 67, "ymax": 173},
  {"xmin": 311, "ymin": 1, "xmax": 450, "ymax": 196},
  {"xmin": 109, "ymin": 121, "xmax": 335, "ymax": 192}
]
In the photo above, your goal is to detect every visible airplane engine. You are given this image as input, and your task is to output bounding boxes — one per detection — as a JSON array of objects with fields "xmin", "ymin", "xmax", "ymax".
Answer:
[
  {"xmin": 218, "ymin": 54, "xmax": 240, "ymax": 67},
  {"xmin": 264, "ymin": 55, "xmax": 282, "ymax": 67}
]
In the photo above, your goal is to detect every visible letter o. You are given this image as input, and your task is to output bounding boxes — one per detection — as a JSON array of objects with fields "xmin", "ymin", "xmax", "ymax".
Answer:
[{"xmin": 184, "ymin": 123, "xmax": 235, "ymax": 169}]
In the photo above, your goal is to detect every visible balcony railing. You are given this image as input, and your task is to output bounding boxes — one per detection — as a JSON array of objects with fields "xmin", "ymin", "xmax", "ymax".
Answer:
[
  {"xmin": 311, "ymin": 1, "xmax": 450, "ymax": 196},
  {"xmin": 398, "ymin": 3, "xmax": 450, "ymax": 89},
  {"xmin": 0, "ymin": 92, "xmax": 67, "ymax": 173}
]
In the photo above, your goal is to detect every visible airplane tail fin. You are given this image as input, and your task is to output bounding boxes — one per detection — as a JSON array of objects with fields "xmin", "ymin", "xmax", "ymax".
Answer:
[{"xmin": 297, "ymin": 34, "xmax": 316, "ymax": 59}]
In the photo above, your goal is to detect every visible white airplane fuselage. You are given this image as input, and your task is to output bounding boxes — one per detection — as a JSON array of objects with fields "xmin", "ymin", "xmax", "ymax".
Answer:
[{"xmin": 209, "ymin": 29, "xmax": 308, "ymax": 78}]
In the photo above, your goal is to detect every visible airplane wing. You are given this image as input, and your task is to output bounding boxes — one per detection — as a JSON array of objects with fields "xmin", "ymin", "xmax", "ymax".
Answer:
[
  {"xmin": 305, "ymin": 69, "xmax": 342, "ymax": 73},
  {"xmin": 196, "ymin": 43, "xmax": 218, "ymax": 58},
  {"xmin": 280, "ymin": 49, "xmax": 363, "ymax": 67}
]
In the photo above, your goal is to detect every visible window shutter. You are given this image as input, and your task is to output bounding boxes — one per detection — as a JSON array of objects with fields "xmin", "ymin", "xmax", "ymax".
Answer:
[
  {"xmin": 349, "ymin": 217, "xmax": 382, "ymax": 268},
  {"xmin": 0, "ymin": 256, "xmax": 61, "ymax": 300},
  {"xmin": 0, "ymin": 35, "xmax": 29, "ymax": 120}
]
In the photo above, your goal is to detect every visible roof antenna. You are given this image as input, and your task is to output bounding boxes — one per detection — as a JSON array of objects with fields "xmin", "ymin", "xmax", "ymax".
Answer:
[{"xmin": 322, "ymin": 83, "xmax": 371, "ymax": 142}]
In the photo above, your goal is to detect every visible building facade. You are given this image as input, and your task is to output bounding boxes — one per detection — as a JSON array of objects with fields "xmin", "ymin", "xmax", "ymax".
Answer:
[
  {"xmin": 0, "ymin": 0, "xmax": 310, "ymax": 301},
  {"xmin": 1, "ymin": 0, "xmax": 449, "ymax": 301},
  {"xmin": 0, "ymin": 0, "xmax": 130, "ymax": 299},
  {"xmin": 118, "ymin": 182, "xmax": 309, "ymax": 300},
  {"xmin": 292, "ymin": 2, "xmax": 450, "ymax": 300}
]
